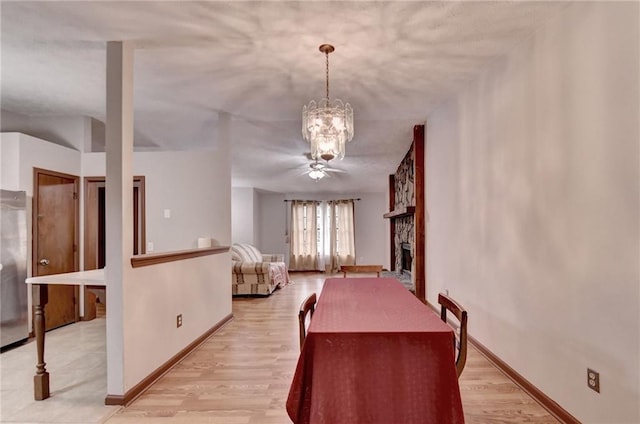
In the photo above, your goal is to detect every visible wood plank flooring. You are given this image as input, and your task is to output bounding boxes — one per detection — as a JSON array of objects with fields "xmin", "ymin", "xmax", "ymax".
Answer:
[{"xmin": 104, "ymin": 273, "xmax": 560, "ymax": 424}]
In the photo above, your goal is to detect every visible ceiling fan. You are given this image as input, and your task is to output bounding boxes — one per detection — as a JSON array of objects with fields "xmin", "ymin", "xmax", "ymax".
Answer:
[{"xmin": 303, "ymin": 159, "xmax": 345, "ymax": 181}]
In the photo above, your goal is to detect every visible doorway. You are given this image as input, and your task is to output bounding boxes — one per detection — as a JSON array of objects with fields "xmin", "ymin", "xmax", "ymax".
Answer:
[
  {"xmin": 33, "ymin": 168, "xmax": 80, "ymax": 331},
  {"xmin": 84, "ymin": 176, "xmax": 145, "ymax": 269},
  {"xmin": 83, "ymin": 176, "xmax": 145, "ymax": 319}
]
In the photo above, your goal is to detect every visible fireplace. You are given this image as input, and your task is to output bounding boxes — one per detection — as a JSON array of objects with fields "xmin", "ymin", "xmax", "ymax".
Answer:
[{"xmin": 401, "ymin": 243, "xmax": 412, "ymax": 276}]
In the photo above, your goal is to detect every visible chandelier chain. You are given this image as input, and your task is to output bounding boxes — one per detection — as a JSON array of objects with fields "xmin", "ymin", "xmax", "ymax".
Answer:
[{"xmin": 325, "ymin": 50, "xmax": 330, "ymax": 100}]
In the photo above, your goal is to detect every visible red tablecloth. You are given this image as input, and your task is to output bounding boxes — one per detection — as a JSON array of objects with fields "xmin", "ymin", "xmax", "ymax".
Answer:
[{"xmin": 286, "ymin": 278, "xmax": 465, "ymax": 424}]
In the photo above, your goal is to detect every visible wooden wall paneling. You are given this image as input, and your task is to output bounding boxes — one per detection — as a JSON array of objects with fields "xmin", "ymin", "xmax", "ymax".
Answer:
[
  {"xmin": 413, "ymin": 124, "xmax": 425, "ymax": 301},
  {"xmin": 388, "ymin": 174, "xmax": 396, "ymax": 271}
]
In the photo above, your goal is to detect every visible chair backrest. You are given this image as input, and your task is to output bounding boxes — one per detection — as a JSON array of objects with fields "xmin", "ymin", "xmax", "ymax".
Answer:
[
  {"xmin": 298, "ymin": 293, "xmax": 317, "ymax": 349},
  {"xmin": 438, "ymin": 293, "xmax": 468, "ymax": 378},
  {"xmin": 340, "ymin": 265, "xmax": 383, "ymax": 278}
]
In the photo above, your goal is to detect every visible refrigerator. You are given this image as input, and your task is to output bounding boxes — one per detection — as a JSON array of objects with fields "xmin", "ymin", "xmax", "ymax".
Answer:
[{"xmin": 1, "ymin": 189, "xmax": 29, "ymax": 349}]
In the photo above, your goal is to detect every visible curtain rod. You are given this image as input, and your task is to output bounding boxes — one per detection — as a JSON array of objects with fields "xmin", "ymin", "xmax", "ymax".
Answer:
[{"xmin": 284, "ymin": 198, "xmax": 360, "ymax": 202}]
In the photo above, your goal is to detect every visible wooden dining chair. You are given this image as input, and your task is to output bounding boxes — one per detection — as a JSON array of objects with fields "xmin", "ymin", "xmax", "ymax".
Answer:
[
  {"xmin": 438, "ymin": 293, "xmax": 468, "ymax": 378},
  {"xmin": 340, "ymin": 265, "xmax": 383, "ymax": 277},
  {"xmin": 298, "ymin": 293, "xmax": 317, "ymax": 350}
]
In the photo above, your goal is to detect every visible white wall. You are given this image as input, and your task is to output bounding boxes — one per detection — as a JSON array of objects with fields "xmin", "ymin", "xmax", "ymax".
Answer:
[
  {"xmin": 0, "ymin": 133, "xmax": 21, "ymax": 189},
  {"xmin": 83, "ymin": 151, "xmax": 230, "ymax": 252},
  {"xmin": 253, "ymin": 188, "xmax": 260, "ymax": 247},
  {"xmin": 231, "ymin": 187, "xmax": 257, "ymax": 245},
  {"xmin": 425, "ymin": 3, "xmax": 639, "ymax": 422},
  {"xmin": 257, "ymin": 191, "xmax": 287, "ymax": 259},
  {"xmin": 353, "ymin": 193, "xmax": 387, "ymax": 267},
  {"xmin": 138, "ymin": 150, "xmax": 231, "ymax": 250},
  {"xmin": 257, "ymin": 191, "xmax": 388, "ymax": 269},
  {"xmin": 119, "ymin": 139, "xmax": 232, "ymax": 393},
  {"xmin": 124, "ymin": 249, "xmax": 231, "ymax": 391}
]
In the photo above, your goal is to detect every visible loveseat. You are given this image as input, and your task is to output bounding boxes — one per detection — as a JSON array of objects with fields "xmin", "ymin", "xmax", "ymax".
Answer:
[{"xmin": 231, "ymin": 243, "xmax": 290, "ymax": 296}]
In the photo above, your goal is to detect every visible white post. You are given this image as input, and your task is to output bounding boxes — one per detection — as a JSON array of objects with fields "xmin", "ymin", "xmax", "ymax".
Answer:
[{"xmin": 105, "ymin": 41, "xmax": 134, "ymax": 400}]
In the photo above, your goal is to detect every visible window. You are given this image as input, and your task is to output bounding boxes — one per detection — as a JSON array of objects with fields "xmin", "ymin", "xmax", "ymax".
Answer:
[
  {"xmin": 327, "ymin": 200, "xmax": 355, "ymax": 271},
  {"xmin": 289, "ymin": 199, "xmax": 356, "ymax": 272},
  {"xmin": 289, "ymin": 201, "xmax": 320, "ymax": 271}
]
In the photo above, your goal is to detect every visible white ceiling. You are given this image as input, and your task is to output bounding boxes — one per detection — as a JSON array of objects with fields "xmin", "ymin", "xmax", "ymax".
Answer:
[{"xmin": 1, "ymin": 1, "xmax": 569, "ymax": 194}]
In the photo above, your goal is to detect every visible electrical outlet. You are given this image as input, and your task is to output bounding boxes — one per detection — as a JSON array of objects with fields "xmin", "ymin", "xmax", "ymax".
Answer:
[
  {"xmin": 587, "ymin": 368, "xmax": 600, "ymax": 393},
  {"xmin": 176, "ymin": 314, "xmax": 182, "ymax": 328}
]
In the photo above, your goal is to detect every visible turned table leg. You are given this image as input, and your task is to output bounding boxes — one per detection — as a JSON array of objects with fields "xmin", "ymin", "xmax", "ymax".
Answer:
[{"xmin": 32, "ymin": 284, "xmax": 49, "ymax": 400}]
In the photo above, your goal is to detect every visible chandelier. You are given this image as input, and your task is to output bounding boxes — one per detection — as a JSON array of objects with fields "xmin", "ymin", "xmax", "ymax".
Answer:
[{"xmin": 302, "ymin": 44, "xmax": 354, "ymax": 162}]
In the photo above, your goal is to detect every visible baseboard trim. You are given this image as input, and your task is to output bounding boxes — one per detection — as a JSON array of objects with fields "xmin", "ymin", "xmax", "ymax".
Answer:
[
  {"xmin": 104, "ymin": 394, "xmax": 125, "ymax": 406},
  {"xmin": 104, "ymin": 313, "xmax": 234, "ymax": 406},
  {"xmin": 424, "ymin": 300, "xmax": 579, "ymax": 424},
  {"xmin": 468, "ymin": 336, "xmax": 580, "ymax": 424}
]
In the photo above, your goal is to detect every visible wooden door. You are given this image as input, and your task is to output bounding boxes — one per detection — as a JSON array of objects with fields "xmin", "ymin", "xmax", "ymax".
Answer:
[{"xmin": 33, "ymin": 168, "xmax": 79, "ymax": 331}]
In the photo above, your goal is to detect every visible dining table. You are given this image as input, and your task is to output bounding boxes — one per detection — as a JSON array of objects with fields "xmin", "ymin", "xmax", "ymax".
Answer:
[{"xmin": 286, "ymin": 277, "xmax": 465, "ymax": 424}]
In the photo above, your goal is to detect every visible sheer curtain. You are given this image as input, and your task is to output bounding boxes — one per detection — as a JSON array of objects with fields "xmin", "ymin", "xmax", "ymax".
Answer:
[
  {"xmin": 328, "ymin": 200, "xmax": 356, "ymax": 272},
  {"xmin": 289, "ymin": 200, "xmax": 320, "ymax": 271}
]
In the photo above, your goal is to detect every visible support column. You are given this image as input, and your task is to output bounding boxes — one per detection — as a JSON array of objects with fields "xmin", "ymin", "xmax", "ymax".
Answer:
[{"xmin": 105, "ymin": 41, "xmax": 134, "ymax": 402}]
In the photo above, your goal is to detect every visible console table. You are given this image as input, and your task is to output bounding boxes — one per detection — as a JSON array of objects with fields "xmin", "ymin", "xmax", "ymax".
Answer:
[{"xmin": 25, "ymin": 268, "xmax": 105, "ymax": 400}]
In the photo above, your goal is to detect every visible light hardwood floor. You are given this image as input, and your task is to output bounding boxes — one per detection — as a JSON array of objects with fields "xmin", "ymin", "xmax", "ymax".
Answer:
[{"xmin": 105, "ymin": 273, "xmax": 560, "ymax": 424}]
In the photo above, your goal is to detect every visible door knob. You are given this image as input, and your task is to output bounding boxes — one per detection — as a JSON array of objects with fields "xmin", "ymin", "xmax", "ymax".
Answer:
[{"xmin": 39, "ymin": 258, "xmax": 50, "ymax": 266}]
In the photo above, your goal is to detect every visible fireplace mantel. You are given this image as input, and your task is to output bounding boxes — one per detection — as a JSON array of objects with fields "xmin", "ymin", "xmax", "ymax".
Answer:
[{"xmin": 383, "ymin": 206, "xmax": 415, "ymax": 220}]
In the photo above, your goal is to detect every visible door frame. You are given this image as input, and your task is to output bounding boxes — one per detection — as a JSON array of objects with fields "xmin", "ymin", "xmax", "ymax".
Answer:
[{"xmin": 83, "ymin": 175, "xmax": 146, "ymax": 270}]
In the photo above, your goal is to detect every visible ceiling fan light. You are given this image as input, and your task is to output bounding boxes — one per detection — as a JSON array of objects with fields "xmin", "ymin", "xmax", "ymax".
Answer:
[{"xmin": 309, "ymin": 169, "xmax": 326, "ymax": 180}]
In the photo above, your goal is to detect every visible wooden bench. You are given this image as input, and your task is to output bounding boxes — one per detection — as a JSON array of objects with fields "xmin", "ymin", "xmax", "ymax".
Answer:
[{"xmin": 340, "ymin": 265, "xmax": 384, "ymax": 278}]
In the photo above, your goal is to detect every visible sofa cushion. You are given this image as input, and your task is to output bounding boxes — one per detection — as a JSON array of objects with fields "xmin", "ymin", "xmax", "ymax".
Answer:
[{"xmin": 231, "ymin": 243, "xmax": 262, "ymax": 262}]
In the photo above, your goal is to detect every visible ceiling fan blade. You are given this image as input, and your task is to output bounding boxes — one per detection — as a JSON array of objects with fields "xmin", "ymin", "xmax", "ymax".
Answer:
[{"xmin": 324, "ymin": 168, "xmax": 346, "ymax": 173}]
